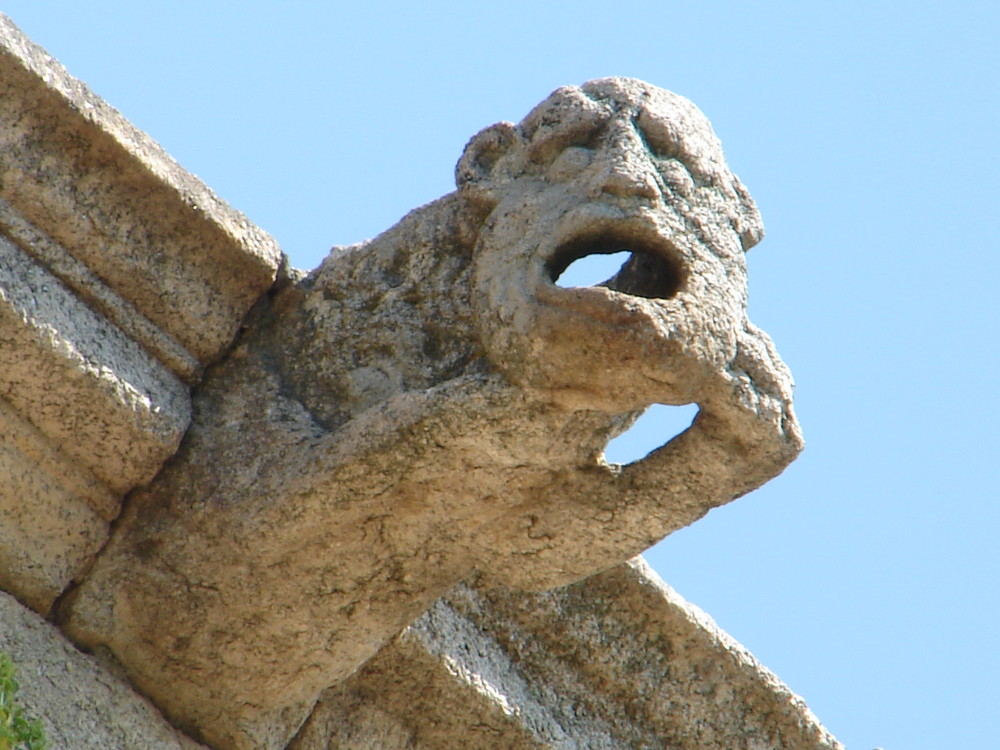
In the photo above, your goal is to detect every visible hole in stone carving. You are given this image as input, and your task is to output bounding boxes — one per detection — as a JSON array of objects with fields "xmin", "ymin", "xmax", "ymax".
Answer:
[
  {"xmin": 548, "ymin": 232, "xmax": 683, "ymax": 299},
  {"xmin": 605, "ymin": 403, "xmax": 699, "ymax": 464},
  {"xmin": 555, "ymin": 251, "xmax": 630, "ymax": 289}
]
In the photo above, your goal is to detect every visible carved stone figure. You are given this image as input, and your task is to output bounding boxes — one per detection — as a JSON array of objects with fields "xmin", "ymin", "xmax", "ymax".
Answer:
[{"xmin": 61, "ymin": 78, "xmax": 802, "ymax": 750}]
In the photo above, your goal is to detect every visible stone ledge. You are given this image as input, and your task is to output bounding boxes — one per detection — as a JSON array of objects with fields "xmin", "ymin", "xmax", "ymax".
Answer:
[
  {"xmin": 0, "ymin": 234, "xmax": 190, "ymax": 495},
  {"xmin": 0, "ymin": 398, "xmax": 113, "ymax": 614},
  {"xmin": 0, "ymin": 195, "xmax": 201, "ymax": 381},
  {"xmin": 294, "ymin": 558, "xmax": 843, "ymax": 750},
  {"xmin": 0, "ymin": 13, "xmax": 282, "ymax": 369},
  {"xmin": 0, "ymin": 231, "xmax": 187, "ymax": 610},
  {"xmin": 0, "ymin": 13, "xmax": 285, "ymax": 616}
]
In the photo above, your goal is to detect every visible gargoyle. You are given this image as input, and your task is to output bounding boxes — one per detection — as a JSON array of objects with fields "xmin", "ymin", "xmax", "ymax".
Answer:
[{"xmin": 62, "ymin": 78, "xmax": 802, "ymax": 750}]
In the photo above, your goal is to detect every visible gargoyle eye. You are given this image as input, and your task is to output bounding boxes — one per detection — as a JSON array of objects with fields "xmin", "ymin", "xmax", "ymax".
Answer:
[
  {"xmin": 644, "ymin": 137, "xmax": 678, "ymax": 160},
  {"xmin": 635, "ymin": 110, "xmax": 680, "ymax": 160},
  {"xmin": 529, "ymin": 121, "xmax": 603, "ymax": 165},
  {"xmin": 547, "ymin": 146, "xmax": 593, "ymax": 181}
]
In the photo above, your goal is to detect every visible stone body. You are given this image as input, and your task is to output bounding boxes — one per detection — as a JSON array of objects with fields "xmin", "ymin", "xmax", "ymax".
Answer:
[{"xmin": 62, "ymin": 78, "xmax": 802, "ymax": 749}]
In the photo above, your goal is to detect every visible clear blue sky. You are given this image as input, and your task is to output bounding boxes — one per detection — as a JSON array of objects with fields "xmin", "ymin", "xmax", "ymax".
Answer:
[{"xmin": 6, "ymin": 3, "xmax": 998, "ymax": 748}]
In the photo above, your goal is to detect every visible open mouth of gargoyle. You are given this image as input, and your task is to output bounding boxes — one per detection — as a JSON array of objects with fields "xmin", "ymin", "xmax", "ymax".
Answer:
[{"xmin": 545, "ymin": 229, "xmax": 684, "ymax": 300}]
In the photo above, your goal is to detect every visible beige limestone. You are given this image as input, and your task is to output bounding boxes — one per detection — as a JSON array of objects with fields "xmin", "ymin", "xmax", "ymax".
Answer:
[
  {"xmin": 0, "ymin": 590, "xmax": 208, "ymax": 750},
  {"xmin": 0, "ymin": 233, "xmax": 191, "ymax": 494},
  {"xmin": 63, "ymin": 78, "xmax": 803, "ymax": 749},
  {"xmin": 0, "ymin": 14, "xmax": 282, "ymax": 369},
  {"xmin": 0, "ymin": 14, "xmax": 282, "ymax": 613},
  {"xmin": 0, "ymin": 397, "xmax": 113, "ymax": 613},
  {"xmin": 0, "ymin": 15, "xmax": 832, "ymax": 749},
  {"xmin": 292, "ymin": 558, "xmax": 842, "ymax": 750}
]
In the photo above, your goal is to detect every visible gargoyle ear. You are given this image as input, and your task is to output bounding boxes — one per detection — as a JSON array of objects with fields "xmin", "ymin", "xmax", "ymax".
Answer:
[{"xmin": 455, "ymin": 121, "xmax": 520, "ymax": 207}]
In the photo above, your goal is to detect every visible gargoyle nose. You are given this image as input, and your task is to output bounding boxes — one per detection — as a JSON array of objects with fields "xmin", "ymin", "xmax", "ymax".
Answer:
[
  {"xmin": 598, "ymin": 159, "xmax": 660, "ymax": 199},
  {"xmin": 593, "ymin": 131, "xmax": 661, "ymax": 200}
]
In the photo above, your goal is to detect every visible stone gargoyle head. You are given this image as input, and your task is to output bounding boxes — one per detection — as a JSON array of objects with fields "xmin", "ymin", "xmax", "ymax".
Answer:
[
  {"xmin": 460, "ymin": 77, "xmax": 763, "ymax": 413},
  {"xmin": 63, "ymin": 78, "xmax": 802, "ymax": 750}
]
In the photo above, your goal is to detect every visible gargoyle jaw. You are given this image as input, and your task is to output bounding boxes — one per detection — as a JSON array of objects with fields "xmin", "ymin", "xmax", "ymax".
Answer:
[
  {"xmin": 472, "ymin": 201, "xmax": 735, "ymax": 412},
  {"xmin": 520, "ymin": 217, "xmax": 736, "ymax": 412}
]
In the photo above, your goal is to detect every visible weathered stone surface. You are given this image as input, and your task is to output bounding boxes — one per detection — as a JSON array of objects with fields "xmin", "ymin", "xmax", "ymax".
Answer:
[
  {"xmin": 292, "ymin": 559, "xmax": 842, "ymax": 750},
  {"xmin": 0, "ymin": 14, "xmax": 282, "ymax": 370},
  {"xmin": 0, "ymin": 398, "xmax": 114, "ymax": 614},
  {"xmin": 0, "ymin": 14, "xmax": 282, "ymax": 613},
  {"xmin": 0, "ymin": 234, "xmax": 191, "ymax": 494},
  {"xmin": 0, "ymin": 590, "xmax": 207, "ymax": 750},
  {"xmin": 64, "ymin": 78, "xmax": 802, "ymax": 749}
]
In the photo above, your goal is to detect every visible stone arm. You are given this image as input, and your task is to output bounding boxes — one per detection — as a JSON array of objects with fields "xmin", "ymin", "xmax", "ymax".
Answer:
[{"xmin": 475, "ymin": 321, "xmax": 804, "ymax": 591}]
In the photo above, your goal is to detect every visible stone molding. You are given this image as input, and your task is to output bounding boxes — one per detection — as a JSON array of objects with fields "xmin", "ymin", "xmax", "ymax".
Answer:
[
  {"xmin": 0, "ymin": 14, "xmax": 281, "ymax": 611},
  {"xmin": 0, "ymin": 15, "xmax": 282, "ymax": 368},
  {"xmin": 294, "ymin": 559, "xmax": 842, "ymax": 750}
]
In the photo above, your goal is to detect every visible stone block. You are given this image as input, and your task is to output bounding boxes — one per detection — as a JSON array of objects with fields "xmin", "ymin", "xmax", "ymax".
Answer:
[
  {"xmin": 0, "ymin": 590, "xmax": 207, "ymax": 750},
  {"xmin": 293, "ymin": 559, "xmax": 843, "ymax": 750},
  {"xmin": 0, "ymin": 398, "xmax": 113, "ymax": 613},
  {"xmin": 0, "ymin": 13, "xmax": 282, "ymax": 613},
  {"xmin": 0, "ymin": 14, "xmax": 282, "ymax": 370},
  {"xmin": 0, "ymin": 235, "xmax": 190, "ymax": 495}
]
